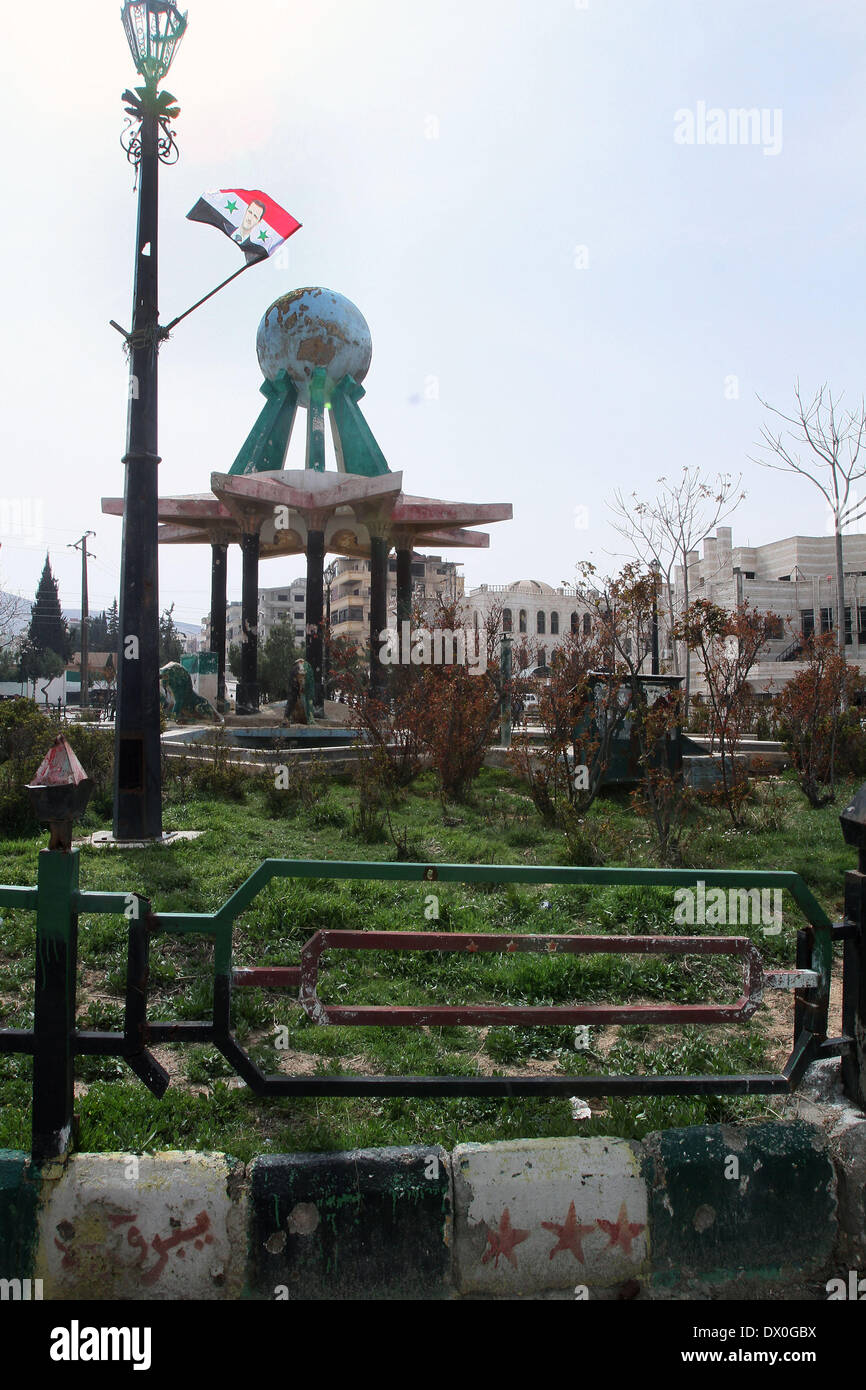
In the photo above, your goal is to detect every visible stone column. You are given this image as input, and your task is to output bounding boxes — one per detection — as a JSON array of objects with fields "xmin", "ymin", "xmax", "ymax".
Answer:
[
  {"xmin": 369, "ymin": 536, "xmax": 390, "ymax": 697},
  {"xmin": 237, "ymin": 532, "xmax": 260, "ymax": 714},
  {"xmin": 396, "ymin": 547, "xmax": 413, "ymax": 626},
  {"xmin": 210, "ymin": 542, "xmax": 228, "ymax": 712},
  {"xmin": 306, "ymin": 530, "xmax": 326, "ymax": 716}
]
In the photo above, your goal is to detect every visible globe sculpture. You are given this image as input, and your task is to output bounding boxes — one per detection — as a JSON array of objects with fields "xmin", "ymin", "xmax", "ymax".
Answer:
[
  {"xmin": 256, "ymin": 287, "xmax": 373, "ymax": 407},
  {"xmin": 103, "ymin": 285, "xmax": 513, "ymax": 723}
]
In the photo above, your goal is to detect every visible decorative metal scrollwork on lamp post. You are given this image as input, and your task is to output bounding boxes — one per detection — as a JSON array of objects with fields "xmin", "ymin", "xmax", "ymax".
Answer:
[{"xmin": 113, "ymin": 1, "xmax": 187, "ymax": 842}]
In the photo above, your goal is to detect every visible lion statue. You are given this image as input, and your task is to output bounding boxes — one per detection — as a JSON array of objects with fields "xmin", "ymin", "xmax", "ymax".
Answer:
[
  {"xmin": 284, "ymin": 658, "xmax": 316, "ymax": 726},
  {"xmin": 159, "ymin": 663, "xmax": 220, "ymax": 724}
]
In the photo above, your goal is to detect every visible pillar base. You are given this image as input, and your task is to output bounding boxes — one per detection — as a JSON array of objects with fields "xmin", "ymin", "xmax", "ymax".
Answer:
[{"xmin": 236, "ymin": 682, "xmax": 260, "ymax": 715}]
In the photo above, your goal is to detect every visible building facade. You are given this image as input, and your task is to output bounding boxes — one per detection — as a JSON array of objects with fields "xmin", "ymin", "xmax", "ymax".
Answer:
[
  {"xmin": 466, "ymin": 580, "xmax": 594, "ymax": 669},
  {"xmin": 204, "ymin": 555, "xmax": 462, "ymax": 661},
  {"xmin": 206, "ymin": 579, "xmax": 308, "ymax": 656},
  {"xmin": 675, "ymin": 526, "xmax": 866, "ymax": 695},
  {"xmin": 258, "ymin": 581, "xmax": 308, "ymax": 646},
  {"xmin": 328, "ymin": 553, "xmax": 464, "ymax": 652}
]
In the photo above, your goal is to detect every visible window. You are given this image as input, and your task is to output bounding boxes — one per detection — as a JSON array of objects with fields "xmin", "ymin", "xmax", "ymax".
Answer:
[
  {"xmin": 583, "ymin": 613, "xmax": 591, "ymax": 637},
  {"xmin": 821, "ymin": 607, "xmax": 834, "ymax": 634},
  {"xmin": 801, "ymin": 609, "xmax": 815, "ymax": 642},
  {"xmin": 503, "ymin": 609, "xmax": 513, "ymax": 633},
  {"xmin": 412, "ymin": 564, "xmax": 426, "ymax": 578},
  {"xmin": 571, "ymin": 612, "xmax": 579, "ymax": 634},
  {"xmin": 778, "ymin": 575, "xmax": 791, "ymax": 582},
  {"xmin": 277, "ymin": 594, "xmax": 289, "ymax": 602},
  {"xmin": 766, "ymin": 617, "xmax": 784, "ymax": 640},
  {"xmin": 845, "ymin": 606, "xmax": 853, "ymax": 646},
  {"xmin": 858, "ymin": 608, "xmax": 866, "ymax": 644},
  {"xmin": 550, "ymin": 612, "xmax": 559, "ymax": 635},
  {"xmin": 519, "ymin": 610, "xmax": 527, "ymax": 634},
  {"xmin": 744, "ymin": 572, "xmax": 756, "ymax": 580},
  {"xmin": 537, "ymin": 612, "xmax": 546, "ymax": 635}
]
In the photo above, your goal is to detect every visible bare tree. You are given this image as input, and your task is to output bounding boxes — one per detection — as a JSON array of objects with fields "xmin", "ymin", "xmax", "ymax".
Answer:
[
  {"xmin": 607, "ymin": 467, "xmax": 746, "ymax": 710},
  {"xmin": 0, "ymin": 564, "xmax": 25, "ymax": 653},
  {"xmin": 753, "ymin": 383, "xmax": 866, "ymax": 656}
]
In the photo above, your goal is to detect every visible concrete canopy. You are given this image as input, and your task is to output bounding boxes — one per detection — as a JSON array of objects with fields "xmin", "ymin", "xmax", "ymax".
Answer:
[{"xmin": 101, "ymin": 474, "xmax": 511, "ymax": 560}]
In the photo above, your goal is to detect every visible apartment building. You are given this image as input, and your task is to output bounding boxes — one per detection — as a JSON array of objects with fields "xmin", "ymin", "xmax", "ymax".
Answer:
[
  {"xmin": 205, "ymin": 579, "xmax": 307, "ymax": 656},
  {"xmin": 675, "ymin": 527, "xmax": 866, "ymax": 695},
  {"xmin": 258, "ymin": 580, "xmax": 307, "ymax": 644},
  {"xmin": 328, "ymin": 553, "xmax": 464, "ymax": 651}
]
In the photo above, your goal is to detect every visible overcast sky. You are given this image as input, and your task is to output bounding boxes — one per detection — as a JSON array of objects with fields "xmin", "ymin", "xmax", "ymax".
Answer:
[{"xmin": 2, "ymin": 0, "xmax": 865, "ymax": 625}]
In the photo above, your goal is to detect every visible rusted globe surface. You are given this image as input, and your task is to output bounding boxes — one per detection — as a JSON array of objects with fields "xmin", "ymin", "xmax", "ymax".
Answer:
[{"xmin": 257, "ymin": 288, "xmax": 372, "ymax": 405}]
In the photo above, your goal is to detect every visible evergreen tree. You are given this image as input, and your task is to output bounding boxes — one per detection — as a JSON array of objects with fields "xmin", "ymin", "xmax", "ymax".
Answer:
[
  {"xmin": 259, "ymin": 620, "xmax": 300, "ymax": 701},
  {"xmin": 27, "ymin": 555, "xmax": 69, "ymax": 662},
  {"xmin": 159, "ymin": 604, "xmax": 184, "ymax": 666},
  {"xmin": 106, "ymin": 598, "xmax": 119, "ymax": 645},
  {"xmin": 0, "ymin": 647, "xmax": 20, "ymax": 680},
  {"xmin": 19, "ymin": 641, "xmax": 65, "ymax": 685},
  {"xmin": 89, "ymin": 610, "xmax": 109, "ymax": 649}
]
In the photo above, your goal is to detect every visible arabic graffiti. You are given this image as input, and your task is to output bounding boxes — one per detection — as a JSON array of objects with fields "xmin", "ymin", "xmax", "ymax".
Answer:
[{"xmin": 54, "ymin": 1208, "xmax": 215, "ymax": 1286}]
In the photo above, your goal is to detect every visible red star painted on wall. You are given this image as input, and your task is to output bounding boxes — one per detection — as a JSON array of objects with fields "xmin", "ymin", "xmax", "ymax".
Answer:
[
  {"xmin": 597, "ymin": 1202, "xmax": 645, "ymax": 1257},
  {"xmin": 481, "ymin": 1208, "xmax": 530, "ymax": 1270},
  {"xmin": 542, "ymin": 1201, "xmax": 597, "ymax": 1263}
]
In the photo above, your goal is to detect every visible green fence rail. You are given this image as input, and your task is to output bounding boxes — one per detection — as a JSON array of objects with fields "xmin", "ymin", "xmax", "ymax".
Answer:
[{"xmin": 0, "ymin": 849, "xmax": 862, "ymax": 1161}]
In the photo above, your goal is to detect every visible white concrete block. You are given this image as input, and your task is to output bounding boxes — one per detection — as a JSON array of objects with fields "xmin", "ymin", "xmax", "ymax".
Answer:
[
  {"xmin": 453, "ymin": 1138, "xmax": 648, "ymax": 1296},
  {"xmin": 35, "ymin": 1152, "xmax": 246, "ymax": 1301}
]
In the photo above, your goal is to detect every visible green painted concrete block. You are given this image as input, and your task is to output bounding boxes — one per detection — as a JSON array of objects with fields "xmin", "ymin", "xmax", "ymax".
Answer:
[
  {"xmin": 643, "ymin": 1122, "xmax": 836, "ymax": 1285},
  {"xmin": 248, "ymin": 1147, "xmax": 452, "ymax": 1300},
  {"xmin": 0, "ymin": 1151, "xmax": 40, "ymax": 1279}
]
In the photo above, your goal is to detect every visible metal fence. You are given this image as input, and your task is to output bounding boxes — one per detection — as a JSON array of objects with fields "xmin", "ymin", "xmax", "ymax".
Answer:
[{"xmin": 2, "ymin": 826, "xmax": 864, "ymax": 1161}]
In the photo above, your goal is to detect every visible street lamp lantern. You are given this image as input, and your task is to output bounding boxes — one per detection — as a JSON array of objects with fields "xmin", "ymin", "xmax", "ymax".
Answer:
[{"xmin": 121, "ymin": 0, "xmax": 187, "ymax": 88}]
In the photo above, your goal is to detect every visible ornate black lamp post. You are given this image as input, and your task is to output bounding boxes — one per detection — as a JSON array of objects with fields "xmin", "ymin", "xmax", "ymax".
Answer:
[{"xmin": 113, "ymin": 1, "xmax": 187, "ymax": 841}]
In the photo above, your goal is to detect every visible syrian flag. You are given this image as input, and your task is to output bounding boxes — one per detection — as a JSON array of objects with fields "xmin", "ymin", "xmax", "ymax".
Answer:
[{"xmin": 187, "ymin": 189, "xmax": 302, "ymax": 265}]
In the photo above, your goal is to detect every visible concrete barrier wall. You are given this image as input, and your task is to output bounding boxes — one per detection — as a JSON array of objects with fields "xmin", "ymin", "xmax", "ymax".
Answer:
[{"xmin": 2, "ymin": 1108, "xmax": 863, "ymax": 1300}]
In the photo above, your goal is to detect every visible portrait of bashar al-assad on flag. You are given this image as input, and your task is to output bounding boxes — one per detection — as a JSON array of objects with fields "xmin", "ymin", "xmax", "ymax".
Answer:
[
  {"xmin": 231, "ymin": 197, "xmax": 266, "ymax": 249},
  {"xmin": 187, "ymin": 188, "xmax": 303, "ymax": 266}
]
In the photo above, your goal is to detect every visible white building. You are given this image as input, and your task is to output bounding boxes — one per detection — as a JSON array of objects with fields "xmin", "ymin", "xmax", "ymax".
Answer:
[
  {"xmin": 675, "ymin": 526, "xmax": 866, "ymax": 695},
  {"xmin": 467, "ymin": 580, "xmax": 594, "ymax": 667},
  {"xmin": 206, "ymin": 578, "xmax": 308, "ymax": 658},
  {"xmin": 258, "ymin": 580, "xmax": 307, "ymax": 645}
]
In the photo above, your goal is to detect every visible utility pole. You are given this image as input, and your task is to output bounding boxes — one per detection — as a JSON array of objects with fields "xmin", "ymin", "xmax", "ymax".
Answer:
[{"xmin": 69, "ymin": 532, "xmax": 96, "ymax": 714}]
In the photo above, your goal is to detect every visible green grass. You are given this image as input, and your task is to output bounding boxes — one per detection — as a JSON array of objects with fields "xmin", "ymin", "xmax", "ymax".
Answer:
[{"xmin": 0, "ymin": 766, "xmax": 853, "ymax": 1159}]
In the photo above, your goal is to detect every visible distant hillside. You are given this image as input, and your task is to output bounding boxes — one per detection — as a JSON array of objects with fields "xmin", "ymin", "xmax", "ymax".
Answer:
[
  {"xmin": 2, "ymin": 596, "xmax": 200, "ymax": 641},
  {"xmin": 63, "ymin": 609, "xmax": 200, "ymax": 636}
]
